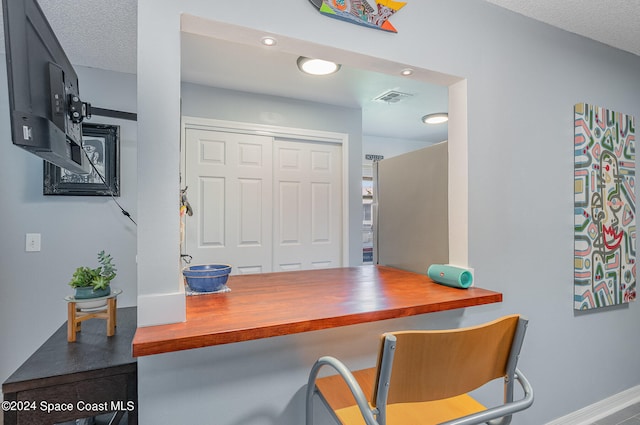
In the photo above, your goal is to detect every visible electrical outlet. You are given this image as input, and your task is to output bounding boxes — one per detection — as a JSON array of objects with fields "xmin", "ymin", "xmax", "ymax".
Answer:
[{"xmin": 26, "ymin": 233, "xmax": 41, "ymax": 252}]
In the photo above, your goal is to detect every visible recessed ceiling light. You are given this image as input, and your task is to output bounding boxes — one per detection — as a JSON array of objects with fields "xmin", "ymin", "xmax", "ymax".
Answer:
[
  {"xmin": 422, "ymin": 113, "xmax": 449, "ymax": 124},
  {"xmin": 261, "ymin": 36, "xmax": 277, "ymax": 46},
  {"xmin": 297, "ymin": 57, "xmax": 341, "ymax": 76},
  {"xmin": 400, "ymin": 68, "xmax": 414, "ymax": 76}
]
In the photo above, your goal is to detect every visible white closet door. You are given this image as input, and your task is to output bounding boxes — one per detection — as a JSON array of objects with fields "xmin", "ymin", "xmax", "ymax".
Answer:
[
  {"xmin": 184, "ymin": 129, "xmax": 273, "ymax": 274},
  {"xmin": 272, "ymin": 139, "xmax": 342, "ymax": 271}
]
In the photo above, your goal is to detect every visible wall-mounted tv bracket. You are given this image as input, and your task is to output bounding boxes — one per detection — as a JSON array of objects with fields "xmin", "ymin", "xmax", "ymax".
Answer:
[
  {"xmin": 68, "ymin": 95, "xmax": 91, "ymax": 124},
  {"xmin": 91, "ymin": 107, "xmax": 137, "ymax": 121}
]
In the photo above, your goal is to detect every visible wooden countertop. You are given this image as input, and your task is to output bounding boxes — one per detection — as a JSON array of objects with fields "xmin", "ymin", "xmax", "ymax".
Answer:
[{"xmin": 132, "ymin": 266, "xmax": 502, "ymax": 357}]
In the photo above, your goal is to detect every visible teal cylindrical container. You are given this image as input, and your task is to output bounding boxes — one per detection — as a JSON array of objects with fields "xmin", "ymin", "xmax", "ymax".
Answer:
[{"xmin": 427, "ymin": 264, "xmax": 473, "ymax": 289}]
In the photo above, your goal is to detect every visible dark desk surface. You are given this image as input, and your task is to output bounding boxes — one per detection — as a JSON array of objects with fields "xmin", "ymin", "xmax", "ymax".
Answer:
[
  {"xmin": 3, "ymin": 307, "xmax": 137, "ymax": 425},
  {"xmin": 133, "ymin": 266, "xmax": 502, "ymax": 357},
  {"xmin": 4, "ymin": 307, "xmax": 137, "ymax": 392}
]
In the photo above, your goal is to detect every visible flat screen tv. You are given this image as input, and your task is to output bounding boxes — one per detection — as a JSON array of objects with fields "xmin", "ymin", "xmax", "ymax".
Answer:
[{"xmin": 2, "ymin": 0, "xmax": 92, "ymax": 174}]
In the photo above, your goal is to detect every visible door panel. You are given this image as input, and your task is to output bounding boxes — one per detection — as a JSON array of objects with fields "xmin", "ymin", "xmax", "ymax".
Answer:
[
  {"xmin": 273, "ymin": 140, "xmax": 342, "ymax": 271},
  {"xmin": 311, "ymin": 182, "xmax": 331, "ymax": 242},
  {"xmin": 185, "ymin": 129, "xmax": 273, "ymax": 274},
  {"xmin": 200, "ymin": 176, "xmax": 225, "ymax": 246},
  {"xmin": 279, "ymin": 181, "xmax": 301, "ymax": 244}
]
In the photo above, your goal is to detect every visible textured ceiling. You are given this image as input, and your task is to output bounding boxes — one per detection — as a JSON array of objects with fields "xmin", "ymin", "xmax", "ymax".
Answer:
[
  {"xmin": 36, "ymin": 0, "xmax": 137, "ymax": 74},
  {"xmin": 484, "ymin": 0, "xmax": 640, "ymax": 57}
]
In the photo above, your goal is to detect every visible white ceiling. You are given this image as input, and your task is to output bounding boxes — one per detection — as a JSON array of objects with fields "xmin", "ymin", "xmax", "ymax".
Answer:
[{"xmin": 1, "ymin": 0, "xmax": 638, "ymax": 142}]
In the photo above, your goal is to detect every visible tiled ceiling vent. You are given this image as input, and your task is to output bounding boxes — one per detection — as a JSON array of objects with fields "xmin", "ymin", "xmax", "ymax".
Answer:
[{"xmin": 373, "ymin": 90, "xmax": 413, "ymax": 103}]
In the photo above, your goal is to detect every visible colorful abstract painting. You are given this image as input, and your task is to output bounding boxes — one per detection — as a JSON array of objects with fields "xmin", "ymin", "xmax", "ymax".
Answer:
[
  {"xmin": 308, "ymin": 0, "xmax": 406, "ymax": 33},
  {"xmin": 574, "ymin": 103, "xmax": 636, "ymax": 310}
]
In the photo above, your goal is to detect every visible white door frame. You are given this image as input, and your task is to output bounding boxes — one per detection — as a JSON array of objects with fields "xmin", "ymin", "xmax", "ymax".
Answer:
[{"xmin": 181, "ymin": 116, "xmax": 350, "ymax": 266}]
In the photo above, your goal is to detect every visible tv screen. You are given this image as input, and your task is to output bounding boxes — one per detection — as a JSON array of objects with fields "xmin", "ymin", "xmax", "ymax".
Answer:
[{"xmin": 2, "ymin": 0, "xmax": 91, "ymax": 174}]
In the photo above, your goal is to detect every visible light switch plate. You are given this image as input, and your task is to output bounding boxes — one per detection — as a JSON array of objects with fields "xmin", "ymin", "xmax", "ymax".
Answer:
[{"xmin": 26, "ymin": 233, "xmax": 41, "ymax": 252}]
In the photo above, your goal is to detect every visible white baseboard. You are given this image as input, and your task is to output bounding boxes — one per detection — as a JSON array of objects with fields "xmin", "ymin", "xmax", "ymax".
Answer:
[{"xmin": 545, "ymin": 385, "xmax": 640, "ymax": 425}]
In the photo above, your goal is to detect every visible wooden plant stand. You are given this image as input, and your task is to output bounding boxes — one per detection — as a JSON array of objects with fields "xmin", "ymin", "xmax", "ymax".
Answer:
[{"xmin": 66, "ymin": 289, "xmax": 122, "ymax": 342}]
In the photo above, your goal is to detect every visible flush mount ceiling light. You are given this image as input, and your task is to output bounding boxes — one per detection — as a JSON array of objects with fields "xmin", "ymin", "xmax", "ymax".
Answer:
[
  {"xmin": 422, "ymin": 113, "xmax": 449, "ymax": 125},
  {"xmin": 297, "ymin": 57, "xmax": 341, "ymax": 76},
  {"xmin": 400, "ymin": 68, "xmax": 414, "ymax": 76},
  {"xmin": 261, "ymin": 36, "xmax": 277, "ymax": 46}
]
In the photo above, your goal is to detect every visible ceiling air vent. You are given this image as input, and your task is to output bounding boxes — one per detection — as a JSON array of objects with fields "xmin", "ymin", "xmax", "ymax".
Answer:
[{"xmin": 373, "ymin": 90, "xmax": 413, "ymax": 103}]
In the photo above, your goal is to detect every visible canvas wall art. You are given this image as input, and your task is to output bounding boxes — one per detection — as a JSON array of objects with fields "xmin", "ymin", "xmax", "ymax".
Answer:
[
  {"xmin": 308, "ymin": 0, "xmax": 406, "ymax": 33},
  {"xmin": 574, "ymin": 103, "xmax": 636, "ymax": 310}
]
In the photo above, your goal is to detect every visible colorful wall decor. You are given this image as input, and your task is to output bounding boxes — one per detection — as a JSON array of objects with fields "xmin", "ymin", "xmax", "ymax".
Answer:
[
  {"xmin": 308, "ymin": 0, "xmax": 406, "ymax": 33},
  {"xmin": 574, "ymin": 103, "xmax": 636, "ymax": 310}
]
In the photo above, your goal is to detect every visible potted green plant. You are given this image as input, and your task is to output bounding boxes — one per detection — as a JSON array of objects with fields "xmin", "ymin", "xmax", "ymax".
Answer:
[{"xmin": 69, "ymin": 251, "xmax": 117, "ymax": 299}]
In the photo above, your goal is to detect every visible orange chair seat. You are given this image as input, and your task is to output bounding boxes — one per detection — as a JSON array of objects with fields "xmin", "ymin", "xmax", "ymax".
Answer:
[
  {"xmin": 335, "ymin": 394, "xmax": 485, "ymax": 425},
  {"xmin": 316, "ymin": 368, "xmax": 486, "ymax": 425}
]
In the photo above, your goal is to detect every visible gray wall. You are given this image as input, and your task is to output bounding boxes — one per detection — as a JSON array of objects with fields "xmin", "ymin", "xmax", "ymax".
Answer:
[
  {"xmin": 464, "ymin": 7, "xmax": 640, "ymax": 422},
  {"xmin": 137, "ymin": 1, "xmax": 640, "ymax": 424},
  {"xmin": 0, "ymin": 65, "xmax": 138, "ymax": 391}
]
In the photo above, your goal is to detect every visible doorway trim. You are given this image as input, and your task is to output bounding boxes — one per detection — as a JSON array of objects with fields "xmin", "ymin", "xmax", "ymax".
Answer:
[{"xmin": 181, "ymin": 116, "xmax": 350, "ymax": 266}]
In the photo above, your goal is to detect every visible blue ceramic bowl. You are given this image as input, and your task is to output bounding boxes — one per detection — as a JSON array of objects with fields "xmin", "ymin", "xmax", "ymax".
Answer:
[{"xmin": 182, "ymin": 264, "xmax": 232, "ymax": 293}]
